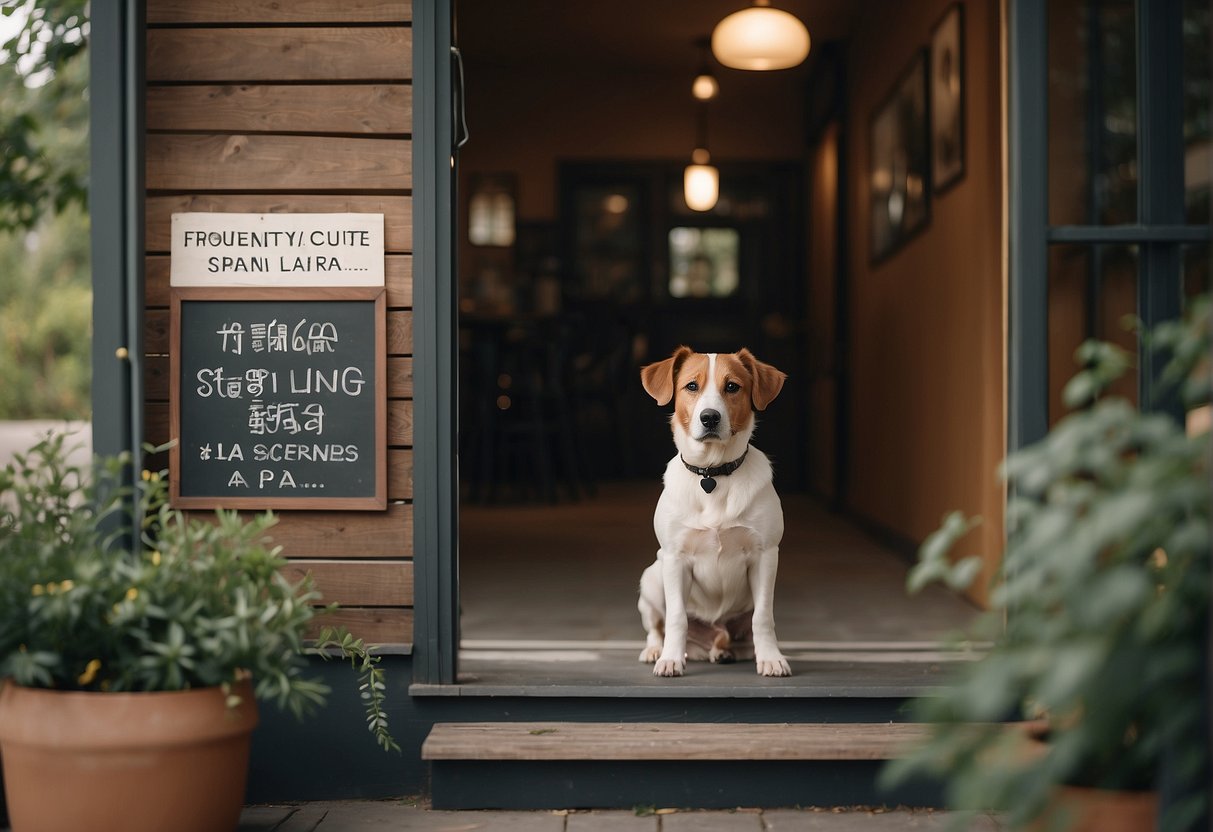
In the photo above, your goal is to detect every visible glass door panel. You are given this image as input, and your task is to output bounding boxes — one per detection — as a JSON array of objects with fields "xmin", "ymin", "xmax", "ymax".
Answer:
[{"xmin": 1047, "ymin": 0, "xmax": 1139, "ymax": 226}]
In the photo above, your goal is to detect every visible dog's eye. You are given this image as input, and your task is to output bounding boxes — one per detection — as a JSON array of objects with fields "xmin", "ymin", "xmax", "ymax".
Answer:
[
  {"xmin": 685, "ymin": 381, "xmax": 699, "ymax": 392},
  {"xmin": 724, "ymin": 381, "xmax": 741, "ymax": 394}
]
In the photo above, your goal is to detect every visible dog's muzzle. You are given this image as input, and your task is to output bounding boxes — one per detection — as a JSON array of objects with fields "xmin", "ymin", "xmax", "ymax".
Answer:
[{"xmin": 695, "ymin": 408, "xmax": 723, "ymax": 441}]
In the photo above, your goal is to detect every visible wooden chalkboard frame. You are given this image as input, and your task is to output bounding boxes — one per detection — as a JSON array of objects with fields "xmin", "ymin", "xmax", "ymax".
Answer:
[{"xmin": 169, "ymin": 286, "xmax": 387, "ymax": 510}]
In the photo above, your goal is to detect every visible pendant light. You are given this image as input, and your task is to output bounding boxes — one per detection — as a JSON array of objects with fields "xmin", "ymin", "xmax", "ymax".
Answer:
[
  {"xmin": 690, "ymin": 37, "xmax": 719, "ymax": 101},
  {"xmin": 684, "ymin": 148, "xmax": 719, "ymax": 212},
  {"xmin": 711, "ymin": 0, "xmax": 811, "ymax": 71},
  {"xmin": 684, "ymin": 97, "xmax": 718, "ymax": 212}
]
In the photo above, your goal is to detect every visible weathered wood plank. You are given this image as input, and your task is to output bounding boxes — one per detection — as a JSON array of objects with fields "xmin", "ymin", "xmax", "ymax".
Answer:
[
  {"xmin": 186, "ymin": 504, "xmax": 412, "ymax": 558},
  {"xmin": 143, "ymin": 308, "xmax": 411, "ymax": 354},
  {"xmin": 387, "ymin": 449, "xmax": 412, "ymax": 499},
  {"xmin": 387, "ymin": 311, "xmax": 412, "ymax": 354},
  {"xmin": 146, "ymin": 134, "xmax": 411, "ymax": 191},
  {"xmin": 147, "ymin": 84, "xmax": 411, "ymax": 135},
  {"xmin": 144, "ymin": 254, "xmax": 412, "ymax": 307},
  {"xmin": 260, "ymin": 503, "xmax": 412, "ymax": 558},
  {"xmin": 388, "ymin": 357, "xmax": 414, "ymax": 397},
  {"xmin": 281, "ymin": 559, "xmax": 412, "ymax": 607},
  {"xmin": 421, "ymin": 723, "xmax": 937, "ymax": 762},
  {"xmin": 145, "ymin": 354, "xmax": 412, "ymax": 401},
  {"xmin": 147, "ymin": 28, "xmax": 411, "ymax": 83},
  {"xmin": 146, "ymin": 196, "xmax": 412, "ymax": 253},
  {"xmin": 308, "ymin": 607, "xmax": 413, "ymax": 648},
  {"xmin": 387, "ymin": 399, "xmax": 414, "ymax": 445},
  {"xmin": 148, "ymin": 0, "xmax": 411, "ymax": 25}
]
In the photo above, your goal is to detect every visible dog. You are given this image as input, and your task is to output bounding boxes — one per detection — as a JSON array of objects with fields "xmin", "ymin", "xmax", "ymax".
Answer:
[{"xmin": 637, "ymin": 346, "xmax": 790, "ymax": 677}]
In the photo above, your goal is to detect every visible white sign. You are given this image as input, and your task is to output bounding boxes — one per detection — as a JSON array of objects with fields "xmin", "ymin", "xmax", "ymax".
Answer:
[{"xmin": 170, "ymin": 213, "xmax": 385, "ymax": 287}]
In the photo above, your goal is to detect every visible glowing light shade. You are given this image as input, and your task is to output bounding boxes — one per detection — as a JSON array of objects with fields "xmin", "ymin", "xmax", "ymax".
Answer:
[
  {"xmin": 692, "ymin": 72, "xmax": 719, "ymax": 100},
  {"xmin": 711, "ymin": 1, "xmax": 810, "ymax": 71},
  {"xmin": 684, "ymin": 148, "xmax": 719, "ymax": 212}
]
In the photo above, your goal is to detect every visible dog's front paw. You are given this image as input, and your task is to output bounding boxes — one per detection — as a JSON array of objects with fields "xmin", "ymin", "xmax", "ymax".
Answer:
[
  {"xmin": 653, "ymin": 657, "xmax": 685, "ymax": 677},
  {"xmin": 756, "ymin": 656, "xmax": 792, "ymax": 677},
  {"xmin": 639, "ymin": 645, "xmax": 662, "ymax": 663}
]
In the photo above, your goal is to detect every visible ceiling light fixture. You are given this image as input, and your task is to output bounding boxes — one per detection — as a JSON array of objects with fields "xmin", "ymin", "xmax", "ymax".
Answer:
[
  {"xmin": 691, "ymin": 37, "xmax": 719, "ymax": 101},
  {"xmin": 684, "ymin": 148, "xmax": 719, "ymax": 212},
  {"xmin": 684, "ymin": 94, "xmax": 718, "ymax": 212},
  {"xmin": 711, "ymin": 0, "xmax": 811, "ymax": 71}
]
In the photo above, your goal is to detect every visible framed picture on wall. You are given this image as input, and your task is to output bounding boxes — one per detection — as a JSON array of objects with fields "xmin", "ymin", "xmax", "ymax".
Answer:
[
  {"xmin": 869, "ymin": 49, "xmax": 929, "ymax": 263},
  {"xmin": 930, "ymin": 3, "xmax": 965, "ymax": 193}
]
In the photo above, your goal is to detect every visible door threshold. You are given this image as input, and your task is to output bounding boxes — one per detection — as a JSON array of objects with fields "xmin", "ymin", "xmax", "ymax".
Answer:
[{"xmin": 409, "ymin": 640, "xmax": 979, "ymax": 698}]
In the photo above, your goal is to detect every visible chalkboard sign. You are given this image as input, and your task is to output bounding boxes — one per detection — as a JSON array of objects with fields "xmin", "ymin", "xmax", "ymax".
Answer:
[{"xmin": 170, "ymin": 287, "xmax": 386, "ymax": 510}]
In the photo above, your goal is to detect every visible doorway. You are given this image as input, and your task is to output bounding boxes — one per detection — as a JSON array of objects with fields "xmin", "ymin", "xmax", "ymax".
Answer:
[{"xmin": 451, "ymin": 0, "xmax": 990, "ymax": 683}]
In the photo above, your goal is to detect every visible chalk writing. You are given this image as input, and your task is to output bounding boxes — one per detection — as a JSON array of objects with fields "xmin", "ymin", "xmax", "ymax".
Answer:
[{"xmin": 173, "ymin": 292, "xmax": 383, "ymax": 509}]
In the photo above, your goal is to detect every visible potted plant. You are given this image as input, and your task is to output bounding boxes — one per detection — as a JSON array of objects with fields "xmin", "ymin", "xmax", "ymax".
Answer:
[
  {"xmin": 883, "ymin": 299, "xmax": 1210, "ymax": 831},
  {"xmin": 0, "ymin": 435, "xmax": 398, "ymax": 832}
]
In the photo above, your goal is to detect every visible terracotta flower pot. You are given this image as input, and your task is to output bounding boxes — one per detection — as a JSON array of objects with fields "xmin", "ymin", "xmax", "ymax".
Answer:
[
  {"xmin": 0, "ymin": 679, "xmax": 258, "ymax": 832},
  {"xmin": 1034, "ymin": 784, "xmax": 1158, "ymax": 832}
]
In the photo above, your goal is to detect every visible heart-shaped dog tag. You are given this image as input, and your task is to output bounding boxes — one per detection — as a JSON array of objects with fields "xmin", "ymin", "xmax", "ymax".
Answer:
[{"xmin": 700, "ymin": 477, "xmax": 717, "ymax": 493}]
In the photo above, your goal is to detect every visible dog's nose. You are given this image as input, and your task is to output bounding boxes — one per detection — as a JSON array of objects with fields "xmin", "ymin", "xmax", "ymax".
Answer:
[{"xmin": 700, "ymin": 409, "xmax": 721, "ymax": 429}]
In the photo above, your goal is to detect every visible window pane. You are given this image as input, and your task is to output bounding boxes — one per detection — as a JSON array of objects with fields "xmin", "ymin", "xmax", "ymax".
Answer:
[
  {"xmin": 1184, "ymin": 0, "xmax": 1211, "ymax": 225},
  {"xmin": 1048, "ymin": 244, "xmax": 1140, "ymax": 425},
  {"xmin": 668, "ymin": 228, "xmax": 740, "ymax": 298},
  {"xmin": 572, "ymin": 186, "xmax": 644, "ymax": 302},
  {"xmin": 1048, "ymin": 0, "xmax": 1139, "ymax": 226},
  {"xmin": 1182, "ymin": 242, "xmax": 1211, "ymax": 299}
]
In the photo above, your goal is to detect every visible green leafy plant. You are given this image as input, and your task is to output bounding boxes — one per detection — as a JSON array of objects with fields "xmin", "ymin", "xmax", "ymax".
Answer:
[
  {"xmin": 884, "ymin": 299, "xmax": 1210, "ymax": 830},
  {"xmin": 0, "ymin": 434, "xmax": 399, "ymax": 753},
  {"xmin": 1, "ymin": 0, "xmax": 90, "ymax": 231}
]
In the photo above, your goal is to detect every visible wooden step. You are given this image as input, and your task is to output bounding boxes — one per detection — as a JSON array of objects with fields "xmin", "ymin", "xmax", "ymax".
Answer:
[{"xmin": 422, "ymin": 721, "xmax": 932, "ymax": 762}]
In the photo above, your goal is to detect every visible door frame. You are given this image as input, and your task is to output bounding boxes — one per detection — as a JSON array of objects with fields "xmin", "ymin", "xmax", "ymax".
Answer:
[
  {"xmin": 90, "ymin": 0, "xmax": 145, "ymax": 477},
  {"xmin": 401, "ymin": 0, "xmax": 1213, "ymax": 687},
  {"xmin": 411, "ymin": 0, "xmax": 461, "ymax": 685}
]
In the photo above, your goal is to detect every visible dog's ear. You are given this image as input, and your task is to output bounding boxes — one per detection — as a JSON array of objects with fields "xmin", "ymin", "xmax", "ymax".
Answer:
[
  {"xmin": 738, "ymin": 349, "xmax": 786, "ymax": 411},
  {"xmin": 641, "ymin": 346, "xmax": 693, "ymax": 406}
]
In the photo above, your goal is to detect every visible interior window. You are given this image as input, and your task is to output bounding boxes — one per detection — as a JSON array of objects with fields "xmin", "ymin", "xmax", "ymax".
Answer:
[{"xmin": 667, "ymin": 227, "xmax": 740, "ymax": 298}]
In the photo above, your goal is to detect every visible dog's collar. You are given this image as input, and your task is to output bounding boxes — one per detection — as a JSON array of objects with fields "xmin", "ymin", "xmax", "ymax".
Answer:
[{"xmin": 681, "ymin": 447, "xmax": 749, "ymax": 494}]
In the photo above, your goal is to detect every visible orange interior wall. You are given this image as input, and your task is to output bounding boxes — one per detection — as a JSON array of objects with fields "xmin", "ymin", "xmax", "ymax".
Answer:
[
  {"xmin": 806, "ymin": 124, "xmax": 840, "ymax": 499},
  {"xmin": 844, "ymin": 0, "xmax": 1005, "ymax": 605}
]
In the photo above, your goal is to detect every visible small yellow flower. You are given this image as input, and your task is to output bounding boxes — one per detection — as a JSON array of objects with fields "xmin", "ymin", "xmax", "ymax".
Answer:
[
  {"xmin": 31, "ymin": 584, "xmax": 45, "ymax": 596},
  {"xmin": 151, "ymin": 551, "xmax": 162, "ymax": 567},
  {"xmin": 125, "ymin": 587, "xmax": 139, "ymax": 602},
  {"xmin": 59, "ymin": 580, "xmax": 74, "ymax": 593},
  {"xmin": 77, "ymin": 659, "xmax": 101, "ymax": 686},
  {"xmin": 141, "ymin": 469, "xmax": 152, "ymax": 481}
]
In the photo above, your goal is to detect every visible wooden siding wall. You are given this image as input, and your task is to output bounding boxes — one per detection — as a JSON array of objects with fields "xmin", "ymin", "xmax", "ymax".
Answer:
[{"xmin": 143, "ymin": 0, "xmax": 415, "ymax": 650}]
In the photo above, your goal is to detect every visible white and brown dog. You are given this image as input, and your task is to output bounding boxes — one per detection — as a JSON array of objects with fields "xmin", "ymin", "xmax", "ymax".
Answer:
[{"xmin": 637, "ymin": 346, "xmax": 790, "ymax": 677}]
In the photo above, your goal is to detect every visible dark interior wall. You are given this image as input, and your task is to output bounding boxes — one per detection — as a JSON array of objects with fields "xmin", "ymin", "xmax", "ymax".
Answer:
[
  {"xmin": 456, "ymin": 64, "xmax": 808, "ymax": 222},
  {"xmin": 843, "ymin": 0, "xmax": 1005, "ymax": 605},
  {"xmin": 455, "ymin": 38, "xmax": 816, "ymax": 485}
]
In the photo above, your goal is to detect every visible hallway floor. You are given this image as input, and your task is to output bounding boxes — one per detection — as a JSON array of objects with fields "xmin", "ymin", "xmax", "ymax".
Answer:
[{"xmin": 457, "ymin": 484, "xmax": 982, "ymax": 692}]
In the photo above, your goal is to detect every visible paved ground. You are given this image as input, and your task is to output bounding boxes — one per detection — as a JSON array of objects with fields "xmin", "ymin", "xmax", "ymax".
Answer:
[
  {"xmin": 237, "ymin": 803, "xmax": 1003, "ymax": 831},
  {"xmin": 0, "ymin": 420, "xmax": 90, "ymax": 470}
]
